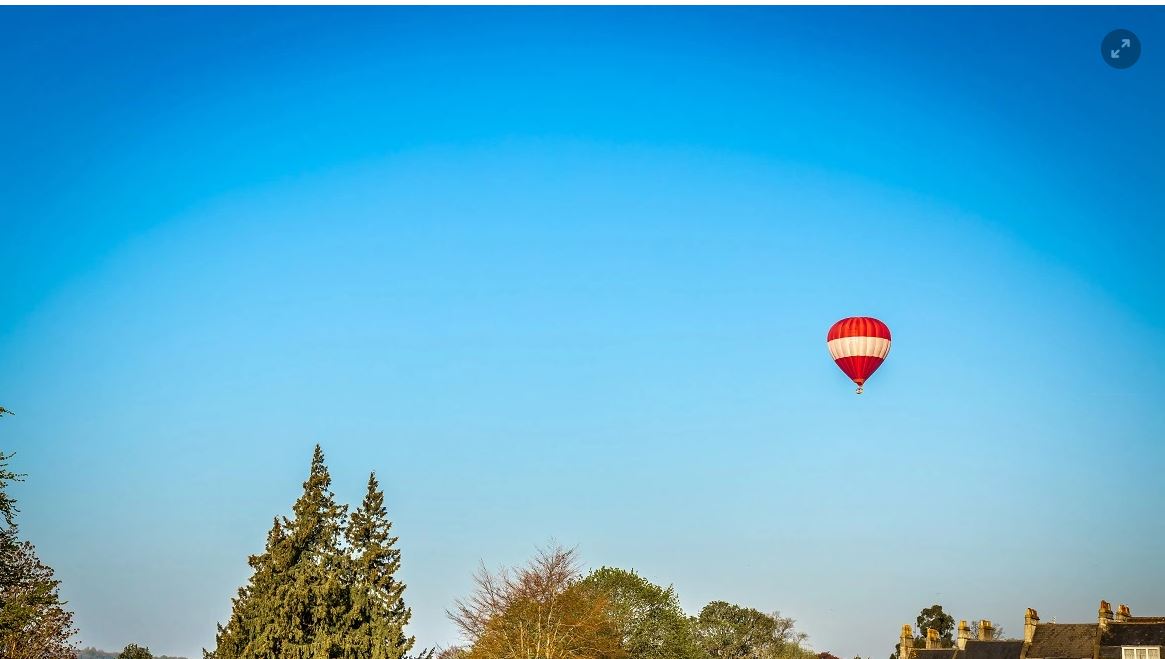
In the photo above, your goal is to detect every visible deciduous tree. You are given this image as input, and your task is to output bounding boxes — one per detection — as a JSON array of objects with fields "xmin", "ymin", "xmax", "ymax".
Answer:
[
  {"xmin": 916, "ymin": 606, "xmax": 954, "ymax": 647},
  {"xmin": 693, "ymin": 601, "xmax": 809, "ymax": 659},
  {"xmin": 890, "ymin": 605, "xmax": 957, "ymax": 659},
  {"xmin": 579, "ymin": 567, "xmax": 703, "ymax": 659},
  {"xmin": 119, "ymin": 644, "xmax": 154, "ymax": 659},
  {"xmin": 0, "ymin": 451, "xmax": 78, "ymax": 659},
  {"xmin": 448, "ymin": 544, "xmax": 625, "ymax": 659}
]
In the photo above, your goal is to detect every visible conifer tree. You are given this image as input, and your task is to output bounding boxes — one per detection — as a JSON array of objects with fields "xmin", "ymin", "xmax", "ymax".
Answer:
[
  {"xmin": 205, "ymin": 516, "xmax": 289, "ymax": 659},
  {"xmin": 343, "ymin": 472, "xmax": 414, "ymax": 659},
  {"xmin": 207, "ymin": 445, "xmax": 349, "ymax": 659}
]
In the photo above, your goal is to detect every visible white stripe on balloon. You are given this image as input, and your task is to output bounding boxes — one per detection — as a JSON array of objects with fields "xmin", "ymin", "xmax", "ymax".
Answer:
[{"xmin": 827, "ymin": 336, "xmax": 891, "ymax": 359}]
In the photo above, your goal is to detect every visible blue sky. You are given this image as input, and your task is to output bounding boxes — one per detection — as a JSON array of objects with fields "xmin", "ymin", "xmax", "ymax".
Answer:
[{"xmin": 2, "ymin": 6, "xmax": 1164, "ymax": 658}]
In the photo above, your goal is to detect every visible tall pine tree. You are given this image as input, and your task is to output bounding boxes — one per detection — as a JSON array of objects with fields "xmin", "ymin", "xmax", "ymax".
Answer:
[
  {"xmin": 343, "ymin": 472, "xmax": 414, "ymax": 659},
  {"xmin": 207, "ymin": 445, "xmax": 350, "ymax": 659}
]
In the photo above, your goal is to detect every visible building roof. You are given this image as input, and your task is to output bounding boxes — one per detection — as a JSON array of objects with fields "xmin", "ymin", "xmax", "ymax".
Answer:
[
  {"xmin": 1028, "ymin": 624, "xmax": 1097, "ymax": 658},
  {"xmin": 896, "ymin": 604, "xmax": 1165, "ymax": 659},
  {"xmin": 962, "ymin": 640, "xmax": 1024, "ymax": 659},
  {"xmin": 1101, "ymin": 622, "xmax": 1165, "ymax": 646}
]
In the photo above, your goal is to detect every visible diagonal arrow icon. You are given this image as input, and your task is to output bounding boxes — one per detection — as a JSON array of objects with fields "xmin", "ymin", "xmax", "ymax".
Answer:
[{"xmin": 1103, "ymin": 29, "xmax": 1140, "ymax": 68}]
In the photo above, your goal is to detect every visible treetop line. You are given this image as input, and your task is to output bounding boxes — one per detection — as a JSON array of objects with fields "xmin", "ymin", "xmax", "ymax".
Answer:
[{"xmin": 2, "ymin": 445, "xmax": 990, "ymax": 659}]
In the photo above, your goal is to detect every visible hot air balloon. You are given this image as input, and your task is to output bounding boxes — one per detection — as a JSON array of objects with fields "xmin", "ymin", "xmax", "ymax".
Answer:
[{"xmin": 827, "ymin": 317, "xmax": 891, "ymax": 394}]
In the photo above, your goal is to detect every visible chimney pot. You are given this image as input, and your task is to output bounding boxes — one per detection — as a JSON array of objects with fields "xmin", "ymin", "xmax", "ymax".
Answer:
[
  {"xmin": 926, "ymin": 628, "xmax": 941, "ymax": 650},
  {"xmin": 1100, "ymin": 600, "xmax": 1114, "ymax": 628},
  {"xmin": 1117, "ymin": 604, "xmax": 1131, "ymax": 622},
  {"xmin": 1024, "ymin": 608, "xmax": 1040, "ymax": 644},
  {"xmin": 978, "ymin": 620, "xmax": 995, "ymax": 641},
  {"xmin": 901, "ymin": 624, "xmax": 915, "ymax": 659},
  {"xmin": 958, "ymin": 621, "xmax": 971, "ymax": 650}
]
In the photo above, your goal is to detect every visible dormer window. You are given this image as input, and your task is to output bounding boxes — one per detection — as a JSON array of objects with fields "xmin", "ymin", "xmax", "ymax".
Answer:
[{"xmin": 1123, "ymin": 648, "xmax": 1162, "ymax": 659}]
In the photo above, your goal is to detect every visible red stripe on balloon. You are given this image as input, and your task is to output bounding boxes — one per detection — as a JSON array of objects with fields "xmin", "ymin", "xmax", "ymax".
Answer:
[
  {"xmin": 827, "ymin": 317, "xmax": 892, "ymax": 341},
  {"xmin": 832, "ymin": 355, "xmax": 885, "ymax": 385}
]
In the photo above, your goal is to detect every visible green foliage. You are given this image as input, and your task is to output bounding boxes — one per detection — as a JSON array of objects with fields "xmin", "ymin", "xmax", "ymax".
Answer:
[
  {"xmin": 694, "ymin": 601, "xmax": 812, "ymax": 659},
  {"xmin": 1, "ymin": 451, "xmax": 78, "ymax": 659},
  {"xmin": 78, "ymin": 648, "xmax": 188, "ymax": 659},
  {"xmin": 206, "ymin": 445, "xmax": 415, "ymax": 659},
  {"xmin": 119, "ymin": 644, "xmax": 154, "ymax": 659},
  {"xmin": 916, "ymin": 605, "xmax": 954, "ymax": 647},
  {"xmin": 890, "ymin": 605, "xmax": 958, "ymax": 659},
  {"xmin": 345, "ymin": 472, "xmax": 415, "ymax": 659},
  {"xmin": 448, "ymin": 544, "xmax": 813, "ymax": 659},
  {"xmin": 0, "ymin": 450, "xmax": 22, "ymax": 529},
  {"xmin": 580, "ymin": 567, "xmax": 704, "ymax": 659}
]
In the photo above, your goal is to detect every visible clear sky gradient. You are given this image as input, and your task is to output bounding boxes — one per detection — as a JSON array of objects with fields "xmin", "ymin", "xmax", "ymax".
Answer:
[{"xmin": 2, "ymin": 7, "xmax": 1163, "ymax": 659}]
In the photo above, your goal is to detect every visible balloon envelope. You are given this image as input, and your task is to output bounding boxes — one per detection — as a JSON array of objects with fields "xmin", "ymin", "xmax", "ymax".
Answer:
[{"xmin": 827, "ymin": 317, "xmax": 891, "ymax": 393}]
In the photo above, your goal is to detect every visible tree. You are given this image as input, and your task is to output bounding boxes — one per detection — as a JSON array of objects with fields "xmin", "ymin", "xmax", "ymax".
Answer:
[
  {"xmin": 207, "ymin": 446, "xmax": 425, "ymax": 659},
  {"xmin": 0, "ymin": 450, "xmax": 20, "ymax": 527},
  {"xmin": 206, "ymin": 445, "xmax": 351, "ymax": 659},
  {"xmin": 890, "ymin": 605, "xmax": 957, "ymax": 659},
  {"xmin": 916, "ymin": 605, "xmax": 954, "ymax": 647},
  {"xmin": 344, "ymin": 472, "xmax": 415, "ymax": 659},
  {"xmin": 448, "ymin": 544, "xmax": 625, "ymax": 659},
  {"xmin": 0, "ymin": 536, "xmax": 78, "ymax": 659},
  {"xmin": 818, "ymin": 653, "xmax": 842, "ymax": 659},
  {"xmin": 693, "ymin": 601, "xmax": 811, "ymax": 659},
  {"xmin": 0, "ymin": 451, "xmax": 78, "ymax": 659},
  {"xmin": 119, "ymin": 644, "xmax": 154, "ymax": 659},
  {"xmin": 579, "ymin": 567, "xmax": 704, "ymax": 659}
]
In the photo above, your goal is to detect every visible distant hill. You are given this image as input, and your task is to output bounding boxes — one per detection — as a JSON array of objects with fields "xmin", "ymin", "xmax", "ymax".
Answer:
[{"xmin": 78, "ymin": 647, "xmax": 189, "ymax": 659}]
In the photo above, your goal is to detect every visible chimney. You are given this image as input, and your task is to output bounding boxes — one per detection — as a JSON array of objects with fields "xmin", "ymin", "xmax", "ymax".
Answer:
[
  {"xmin": 1099, "ymin": 600, "xmax": 1114, "ymax": 629},
  {"xmin": 979, "ymin": 620, "xmax": 995, "ymax": 641},
  {"xmin": 901, "ymin": 624, "xmax": 915, "ymax": 659},
  {"xmin": 958, "ymin": 621, "xmax": 971, "ymax": 650},
  {"xmin": 1117, "ymin": 604, "xmax": 1131, "ymax": 622},
  {"xmin": 926, "ymin": 628, "xmax": 941, "ymax": 650},
  {"xmin": 1024, "ymin": 608, "xmax": 1040, "ymax": 643}
]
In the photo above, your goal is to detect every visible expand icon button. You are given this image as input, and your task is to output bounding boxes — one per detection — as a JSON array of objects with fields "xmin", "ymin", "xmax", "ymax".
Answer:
[{"xmin": 1102, "ymin": 29, "xmax": 1141, "ymax": 69}]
